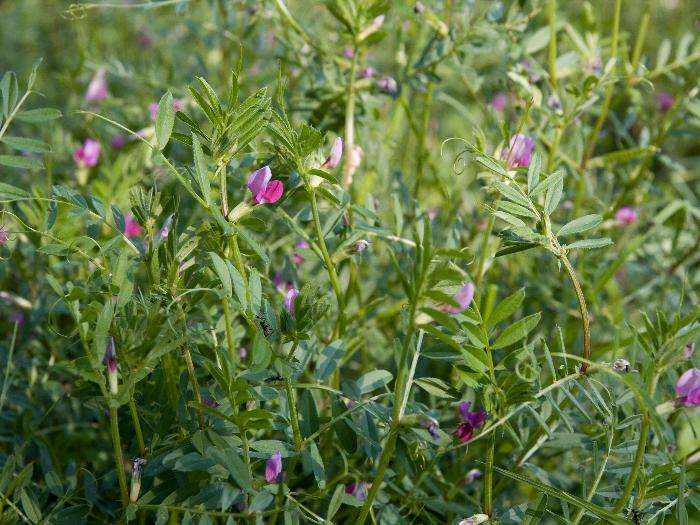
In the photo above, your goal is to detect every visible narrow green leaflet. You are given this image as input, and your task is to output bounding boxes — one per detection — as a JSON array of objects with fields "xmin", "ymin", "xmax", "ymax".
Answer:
[
  {"xmin": 1, "ymin": 136, "xmax": 51, "ymax": 153},
  {"xmin": 557, "ymin": 214, "xmax": 602, "ymax": 237},
  {"xmin": 527, "ymin": 151, "xmax": 541, "ymax": 193},
  {"xmin": 565, "ymin": 238, "xmax": 612, "ymax": 250},
  {"xmin": 155, "ymin": 91, "xmax": 175, "ymax": 150},
  {"xmin": 492, "ymin": 313, "xmax": 541, "ymax": 349},
  {"xmin": 192, "ymin": 135, "xmax": 211, "ymax": 204}
]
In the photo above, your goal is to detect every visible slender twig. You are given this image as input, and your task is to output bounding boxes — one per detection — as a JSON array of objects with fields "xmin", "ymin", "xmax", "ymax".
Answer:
[
  {"xmin": 560, "ymin": 253, "xmax": 591, "ymax": 373},
  {"xmin": 129, "ymin": 398, "xmax": 146, "ymax": 456},
  {"xmin": 109, "ymin": 406, "xmax": 128, "ymax": 506}
]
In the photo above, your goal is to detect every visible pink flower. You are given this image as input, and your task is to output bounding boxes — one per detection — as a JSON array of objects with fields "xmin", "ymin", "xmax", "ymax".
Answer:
[
  {"xmin": 321, "ymin": 137, "xmax": 343, "ymax": 170},
  {"xmin": 292, "ymin": 240, "xmax": 310, "ymax": 265},
  {"xmin": 0, "ymin": 225, "xmax": 8, "ymax": 245},
  {"xmin": 111, "ymin": 135, "xmax": 126, "ymax": 149},
  {"xmin": 73, "ymin": 139, "xmax": 101, "ymax": 167},
  {"xmin": 149, "ymin": 97, "xmax": 182, "ymax": 121},
  {"xmin": 265, "ymin": 452, "xmax": 283, "ymax": 483},
  {"xmin": 503, "ymin": 134, "xmax": 534, "ymax": 168},
  {"xmin": 124, "ymin": 214, "xmax": 141, "ymax": 238},
  {"xmin": 85, "ymin": 68, "xmax": 108, "ymax": 103},
  {"xmin": 377, "ymin": 76, "xmax": 398, "ymax": 95},
  {"xmin": 676, "ymin": 368, "xmax": 700, "ymax": 407},
  {"xmin": 346, "ymin": 481, "xmax": 370, "ymax": 500},
  {"xmin": 247, "ymin": 166, "xmax": 284, "ymax": 204},
  {"xmin": 442, "ymin": 283, "xmax": 475, "ymax": 315},
  {"xmin": 615, "ymin": 206, "xmax": 638, "ymax": 226},
  {"xmin": 657, "ymin": 92, "xmax": 674, "ymax": 112},
  {"xmin": 285, "ymin": 287, "xmax": 299, "ymax": 317},
  {"xmin": 454, "ymin": 401, "xmax": 487, "ymax": 443},
  {"xmin": 239, "ymin": 347, "xmax": 248, "ymax": 360},
  {"xmin": 491, "ymin": 92, "xmax": 507, "ymax": 112},
  {"xmin": 343, "ymin": 48, "xmax": 355, "ymax": 58},
  {"xmin": 360, "ymin": 67, "xmax": 375, "ymax": 78}
]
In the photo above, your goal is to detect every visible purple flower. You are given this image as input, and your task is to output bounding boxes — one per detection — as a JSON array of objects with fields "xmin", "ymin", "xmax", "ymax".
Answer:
[
  {"xmin": 202, "ymin": 398, "xmax": 220, "ymax": 408},
  {"xmin": 441, "ymin": 283, "xmax": 475, "ymax": 315},
  {"xmin": 247, "ymin": 166, "xmax": 284, "ymax": 204},
  {"xmin": 73, "ymin": 139, "xmax": 101, "ymax": 168},
  {"xmin": 360, "ymin": 67, "xmax": 376, "ymax": 78},
  {"xmin": 377, "ymin": 76, "xmax": 398, "ymax": 95},
  {"xmin": 491, "ymin": 92, "xmax": 507, "ymax": 112},
  {"xmin": 464, "ymin": 468, "xmax": 482, "ymax": 484},
  {"xmin": 111, "ymin": 134, "xmax": 126, "ymax": 149},
  {"xmin": 346, "ymin": 481, "xmax": 371, "ymax": 500},
  {"xmin": 273, "ymin": 271, "xmax": 285, "ymax": 289},
  {"xmin": 454, "ymin": 401, "xmax": 487, "ymax": 443},
  {"xmin": 285, "ymin": 288, "xmax": 299, "ymax": 317},
  {"xmin": 420, "ymin": 416, "xmax": 440, "ymax": 439},
  {"xmin": 124, "ymin": 214, "xmax": 141, "ymax": 238},
  {"xmin": 265, "ymin": 452, "xmax": 283, "ymax": 483},
  {"xmin": 321, "ymin": 137, "xmax": 343, "ymax": 170},
  {"xmin": 239, "ymin": 346, "xmax": 248, "ymax": 360},
  {"xmin": 292, "ymin": 240, "xmax": 310, "ymax": 265},
  {"xmin": 8, "ymin": 310, "xmax": 24, "ymax": 327},
  {"xmin": 520, "ymin": 59, "xmax": 541, "ymax": 82},
  {"xmin": 0, "ymin": 225, "xmax": 8, "ymax": 246},
  {"xmin": 503, "ymin": 134, "xmax": 534, "ymax": 168},
  {"xmin": 104, "ymin": 336, "xmax": 118, "ymax": 395},
  {"xmin": 684, "ymin": 343, "xmax": 695, "ymax": 360},
  {"xmin": 615, "ymin": 206, "xmax": 638, "ymax": 226},
  {"xmin": 156, "ymin": 214, "xmax": 174, "ymax": 242},
  {"xmin": 547, "ymin": 94, "xmax": 562, "ymax": 112},
  {"xmin": 352, "ymin": 239, "xmax": 369, "ymax": 253},
  {"xmin": 413, "ymin": 2, "xmax": 426, "ymax": 14},
  {"xmin": 136, "ymin": 30, "xmax": 153, "ymax": 48},
  {"xmin": 676, "ymin": 368, "xmax": 700, "ymax": 407},
  {"xmin": 657, "ymin": 92, "xmax": 674, "ymax": 112},
  {"xmin": 343, "ymin": 48, "xmax": 355, "ymax": 58},
  {"xmin": 85, "ymin": 68, "xmax": 108, "ymax": 103}
]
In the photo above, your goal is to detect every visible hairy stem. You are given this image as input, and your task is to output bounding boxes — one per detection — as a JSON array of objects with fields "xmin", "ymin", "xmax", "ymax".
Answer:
[
  {"xmin": 110, "ymin": 406, "xmax": 129, "ymax": 506},
  {"xmin": 308, "ymin": 188, "xmax": 346, "ymax": 335},
  {"xmin": 342, "ymin": 46, "xmax": 358, "ymax": 189},
  {"xmin": 560, "ymin": 254, "xmax": 591, "ymax": 373}
]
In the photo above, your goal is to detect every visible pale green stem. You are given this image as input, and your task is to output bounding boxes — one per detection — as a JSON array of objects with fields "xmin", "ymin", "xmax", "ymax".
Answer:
[
  {"xmin": 548, "ymin": 0, "xmax": 557, "ymax": 87},
  {"xmin": 356, "ymin": 430, "xmax": 398, "ymax": 525},
  {"xmin": 560, "ymin": 253, "xmax": 591, "ymax": 373},
  {"xmin": 110, "ymin": 406, "xmax": 129, "ymax": 506},
  {"xmin": 342, "ymin": 46, "xmax": 358, "ymax": 189},
  {"xmin": 129, "ymin": 398, "xmax": 146, "ymax": 456}
]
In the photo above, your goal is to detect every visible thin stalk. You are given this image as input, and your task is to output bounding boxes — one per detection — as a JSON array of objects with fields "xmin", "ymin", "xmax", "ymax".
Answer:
[
  {"xmin": 629, "ymin": 0, "xmax": 651, "ymax": 79},
  {"xmin": 576, "ymin": 0, "xmax": 621, "ymax": 213},
  {"xmin": 308, "ymin": 189, "xmax": 346, "ymax": 335},
  {"xmin": 222, "ymin": 298, "xmax": 236, "ymax": 365},
  {"xmin": 110, "ymin": 406, "xmax": 129, "ymax": 506},
  {"xmin": 356, "ymin": 430, "xmax": 398, "ymax": 525},
  {"xmin": 484, "ymin": 433, "xmax": 496, "ymax": 516},
  {"xmin": 548, "ymin": 0, "xmax": 557, "ymax": 88},
  {"xmin": 613, "ymin": 415, "xmax": 649, "ymax": 513},
  {"xmin": 342, "ymin": 46, "xmax": 358, "ymax": 189},
  {"xmin": 183, "ymin": 346, "xmax": 205, "ymax": 430},
  {"xmin": 0, "ymin": 321, "xmax": 19, "ymax": 413},
  {"xmin": 560, "ymin": 254, "xmax": 591, "ymax": 373},
  {"xmin": 0, "ymin": 91, "xmax": 31, "ymax": 140},
  {"xmin": 129, "ymin": 398, "xmax": 146, "ymax": 456},
  {"xmin": 413, "ymin": 83, "xmax": 434, "ymax": 198},
  {"xmin": 474, "ymin": 199, "xmax": 499, "ymax": 289},
  {"xmin": 284, "ymin": 340, "xmax": 302, "ymax": 452}
]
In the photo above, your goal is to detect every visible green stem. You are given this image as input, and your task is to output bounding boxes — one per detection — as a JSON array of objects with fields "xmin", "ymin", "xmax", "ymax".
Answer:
[
  {"xmin": 414, "ymin": 83, "xmax": 434, "ymax": 199},
  {"xmin": 129, "ymin": 398, "xmax": 146, "ymax": 456},
  {"xmin": 284, "ymin": 378, "xmax": 303, "ymax": 452},
  {"xmin": 474, "ymin": 198, "xmax": 499, "ymax": 289},
  {"xmin": 222, "ymin": 297, "xmax": 237, "ymax": 365},
  {"xmin": 560, "ymin": 253, "xmax": 591, "ymax": 373},
  {"xmin": 548, "ymin": 0, "xmax": 557, "ymax": 88},
  {"xmin": 110, "ymin": 406, "xmax": 129, "ymax": 506},
  {"xmin": 356, "ymin": 429, "xmax": 399, "ymax": 525},
  {"xmin": 183, "ymin": 346, "xmax": 205, "ymax": 430},
  {"xmin": 629, "ymin": 0, "xmax": 651, "ymax": 78},
  {"xmin": 308, "ymin": 189, "xmax": 346, "ymax": 335},
  {"xmin": 230, "ymin": 235, "xmax": 251, "ymax": 311},
  {"xmin": 342, "ymin": 46, "xmax": 358, "ymax": 189},
  {"xmin": 484, "ymin": 432, "xmax": 496, "ymax": 516},
  {"xmin": 613, "ymin": 415, "xmax": 649, "ymax": 513},
  {"xmin": 218, "ymin": 165, "xmax": 229, "ymax": 218}
]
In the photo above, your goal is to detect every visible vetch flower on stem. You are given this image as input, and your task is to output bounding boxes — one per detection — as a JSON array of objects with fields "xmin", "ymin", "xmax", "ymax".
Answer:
[
  {"xmin": 684, "ymin": 343, "xmax": 695, "ymax": 360},
  {"xmin": 74, "ymin": 139, "xmax": 101, "ymax": 168},
  {"xmin": 124, "ymin": 214, "xmax": 141, "ymax": 238},
  {"xmin": 657, "ymin": 92, "xmax": 674, "ymax": 112},
  {"xmin": 321, "ymin": 137, "xmax": 343, "ymax": 170},
  {"xmin": 265, "ymin": 452, "xmax": 283, "ymax": 483},
  {"xmin": 464, "ymin": 468, "xmax": 482, "ymax": 484},
  {"xmin": 676, "ymin": 368, "xmax": 700, "ymax": 407},
  {"xmin": 454, "ymin": 401, "xmax": 487, "ymax": 443},
  {"xmin": 111, "ymin": 134, "xmax": 126, "ymax": 149},
  {"xmin": 346, "ymin": 481, "xmax": 371, "ymax": 501},
  {"xmin": 491, "ymin": 92, "xmax": 507, "ymax": 112},
  {"xmin": 420, "ymin": 416, "xmax": 440, "ymax": 439},
  {"xmin": 343, "ymin": 48, "xmax": 355, "ymax": 58},
  {"xmin": 239, "ymin": 347, "xmax": 248, "ymax": 360},
  {"xmin": 247, "ymin": 166, "xmax": 284, "ymax": 204},
  {"xmin": 352, "ymin": 239, "xmax": 370, "ymax": 253},
  {"xmin": 441, "ymin": 282, "xmax": 475, "ymax": 314},
  {"xmin": 613, "ymin": 358, "xmax": 631, "ymax": 372},
  {"xmin": 360, "ymin": 67, "xmax": 375, "ymax": 78},
  {"xmin": 503, "ymin": 133, "xmax": 534, "ymax": 168},
  {"xmin": 284, "ymin": 288, "xmax": 299, "ymax": 317},
  {"xmin": 104, "ymin": 336, "xmax": 118, "ymax": 396},
  {"xmin": 615, "ymin": 206, "xmax": 638, "ymax": 226},
  {"xmin": 85, "ymin": 68, "xmax": 108, "ymax": 103},
  {"xmin": 377, "ymin": 75, "xmax": 398, "ymax": 95},
  {"xmin": 0, "ymin": 225, "xmax": 8, "ymax": 246},
  {"xmin": 292, "ymin": 240, "xmax": 310, "ymax": 265},
  {"xmin": 413, "ymin": 2, "xmax": 426, "ymax": 14},
  {"xmin": 156, "ymin": 214, "xmax": 174, "ymax": 242},
  {"xmin": 129, "ymin": 458, "xmax": 146, "ymax": 502}
]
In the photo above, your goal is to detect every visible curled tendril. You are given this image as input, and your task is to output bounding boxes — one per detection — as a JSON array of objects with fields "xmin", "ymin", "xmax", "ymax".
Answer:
[
  {"xmin": 64, "ymin": 4, "xmax": 88, "ymax": 20},
  {"xmin": 440, "ymin": 137, "xmax": 476, "ymax": 176}
]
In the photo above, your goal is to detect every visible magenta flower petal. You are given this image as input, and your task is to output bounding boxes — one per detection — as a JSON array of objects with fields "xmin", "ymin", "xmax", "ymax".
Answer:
[
  {"xmin": 285, "ymin": 287, "xmax": 299, "ymax": 317},
  {"xmin": 657, "ymin": 92, "xmax": 674, "ymax": 112},
  {"xmin": 321, "ymin": 137, "xmax": 343, "ymax": 170},
  {"xmin": 455, "ymin": 400, "xmax": 487, "ymax": 442},
  {"xmin": 85, "ymin": 68, "xmax": 108, "ymax": 102},
  {"xmin": 265, "ymin": 452, "xmax": 283, "ymax": 483},
  {"xmin": 74, "ymin": 139, "xmax": 101, "ymax": 167},
  {"xmin": 124, "ymin": 214, "xmax": 141, "ymax": 238},
  {"xmin": 247, "ymin": 166, "xmax": 272, "ymax": 202},
  {"xmin": 503, "ymin": 134, "xmax": 534, "ymax": 168},
  {"xmin": 491, "ymin": 92, "xmax": 507, "ymax": 112},
  {"xmin": 676, "ymin": 368, "xmax": 700, "ymax": 406},
  {"xmin": 442, "ymin": 283, "xmax": 475, "ymax": 314},
  {"xmin": 615, "ymin": 206, "xmax": 638, "ymax": 226},
  {"xmin": 260, "ymin": 180, "xmax": 284, "ymax": 204}
]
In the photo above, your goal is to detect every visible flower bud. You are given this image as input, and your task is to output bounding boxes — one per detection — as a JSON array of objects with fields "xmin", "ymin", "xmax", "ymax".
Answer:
[
  {"xmin": 612, "ymin": 358, "xmax": 630, "ymax": 373},
  {"xmin": 353, "ymin": 239, "xmax": 370, "ymax": 253},
  {"xmin": 129, "ymin": 458, "xmax": 146, "ymax": 502},
  {"xmin": 104, "ymin": 336, "xmax": 118, "ymax": 396}
]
